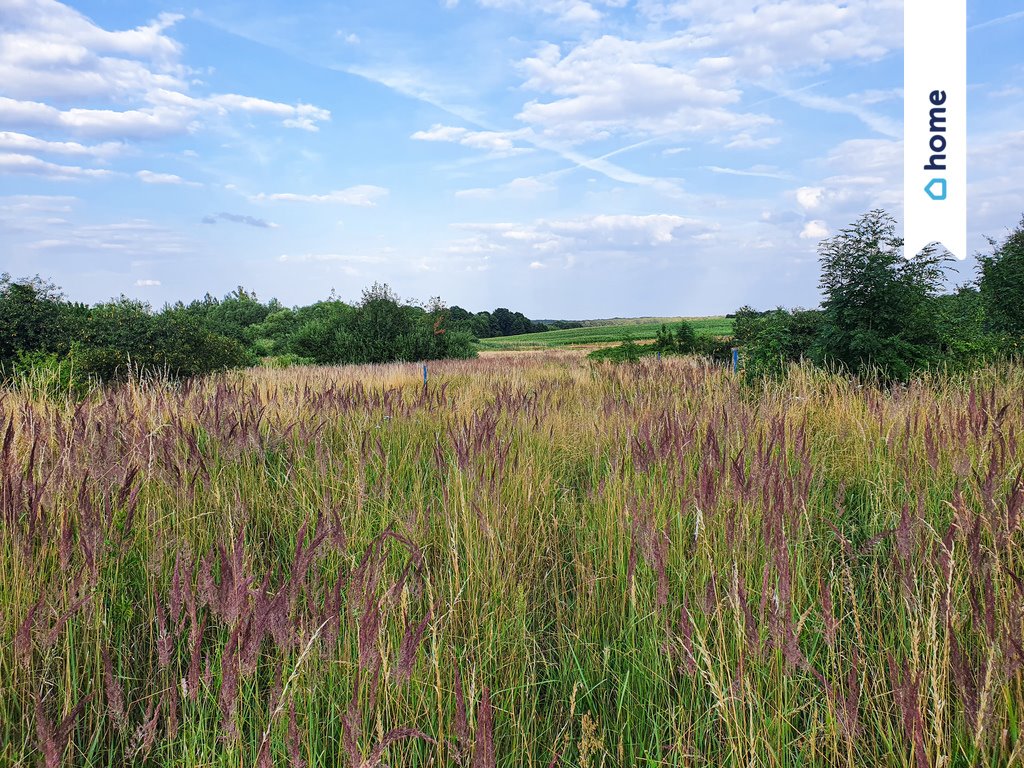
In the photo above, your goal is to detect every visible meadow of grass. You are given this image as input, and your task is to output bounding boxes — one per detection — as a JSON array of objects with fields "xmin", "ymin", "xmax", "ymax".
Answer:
[
  {"xmin": 476, "ymin": 317, "xmax": 733, "ymax": 350},
  {"xmin": 2, "ymin": 352, "xmax": 1023, "ymax": 767}
]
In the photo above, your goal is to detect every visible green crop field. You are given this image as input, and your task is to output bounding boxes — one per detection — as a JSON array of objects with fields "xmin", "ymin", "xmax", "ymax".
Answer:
[{"xmin": 477, "ymin": 316, "xmax": 733, "ymax": 350}]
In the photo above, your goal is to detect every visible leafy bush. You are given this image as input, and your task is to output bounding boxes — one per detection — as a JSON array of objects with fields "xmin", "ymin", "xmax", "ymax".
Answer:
[
  {"xmin": 150, "ymin": 310, "xmax": 255, "ymax": 377},
  {"xmin": 692, "ymin": 334, "xmax": 733, "ymax": 364},
  {"xmin": 733, "ymin": 308, "xmax": 822, "ymax": 381},
  {"xmin": 0, "ymin": 274, "xmax": 86, "ymax": 371},
  {"xmin": 674, "ymin": 321, "xmax": 698, "ymax": 353},
  {"xmin": 6, "ymin": 350, "xmax": 92, "ymax": 400},
  {"xmin": 588, "ymin": 337, "xmax": 648, "ymax": 363},
  {"xmin": 653, "ymin": 323, "xmax": 675, "ymax": 352},
  {"xmin": 978, "ymin": 214, "xmax": 1024, "ymax": 341}
]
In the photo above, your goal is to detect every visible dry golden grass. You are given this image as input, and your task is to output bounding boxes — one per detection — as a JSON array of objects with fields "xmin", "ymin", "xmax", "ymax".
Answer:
[{"xmin": 2, "ymin": 352, "xmax": 1023, "ymax": 766}]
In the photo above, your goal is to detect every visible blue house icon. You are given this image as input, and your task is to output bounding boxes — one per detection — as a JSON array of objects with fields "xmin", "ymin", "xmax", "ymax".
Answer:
[{"xmin": 925, "ymin": 178, "xmax": 947, "ymax": 200}]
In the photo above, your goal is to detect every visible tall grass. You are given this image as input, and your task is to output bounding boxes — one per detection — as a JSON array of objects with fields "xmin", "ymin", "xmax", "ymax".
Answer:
[{"xmin": 2, "ymin": 353, "xmax": 1023, "ymax": 766}]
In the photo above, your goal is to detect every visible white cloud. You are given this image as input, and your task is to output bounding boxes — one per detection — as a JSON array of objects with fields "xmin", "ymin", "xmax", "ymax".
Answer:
[
  {"xmin": 455, "ymin": 176, "xmax": 553, "ymax": 199},
  {"xmin": 0, "ymin": 96, "xmax": 199, "ymax": 139},
  {"xmin": 0, "ymin": 130, "xmax": 122, "ymax": 158},
  {"xmin": 724, "ymin": 133, "xmax": 780, "ymax": 150},
  {"xmin": 546, "ymin": 213, "xmax": 703, "ymax": 246},
  {"xmin": 705, "ymin": 165, "xmax": 791, "ymax": 180},
  {"xmin": 411, "ymin": 124, "xmax": 533, "ymax": 157},
  {"xmin": 443, "ymin": 237, "xmax": 508, "ymax": 255},
  {"xmin": 476, "ymin": 0, "xmax": 605, "ymax": 24},
  {"xmin": 450, "ymin": 213, "xmax": 712, "ymax": 262},
  {"xmin": 0, "ymin": 1, "xmax": 330, "ymax": 141},
  {"xmin": 0, "ymin": 2, "xmax": 184, "ymax": 101},
  {"xmin": 502, "ymin": 0, "xmax": 903, "ymax": 147},
  {"xmin": 137, "ymin": 169, "xmax": 200, "ymax": 186},
  {"xmin": 0, "ymin": 152, "xmax": 114, "ymax": 179},
  {"xmin": 252, "ymin": 185, "xmax": 389, "ymax": 206},
  {"xmin": 207, "ymin": 94, "xmax": 330, "ymax": 132},
  {"xmin": 0, "ymin": 194, "xmax": 77, "ymax": 213},
  {"xmin": 278, "ymin": 253, "xmax": 385, "ymax": 264},
  {"xmin": 202, "ymin": 212, "xmax": 278, "ymax": 228},
  {"xmin": 799, "ymin": 220, "xmax": 829, "ymax": 240},
  {"xmin": 777, "ymin": 87, "xmax": 900, "ymax": 138},
  {"xmin": 636, "ymin": 0, "xmax": 901, "ymax": 75},
  {"xmin": 22, "ymin": 218, "xmax": 190, "ymax": 256},
  {"xmin": 515, "ymin": 37, "xmax": 771, "ymax": 143},
  {"xmin": 782, "ymin": 139, "xmax": 903, "ymax": 233},
  {"xmin": 796, "ymin": 186, "xmax": 825, "ymax": 210},
  {"xmin": 134, "ymin": 279, "xmax": 161, "ymax": 286}
]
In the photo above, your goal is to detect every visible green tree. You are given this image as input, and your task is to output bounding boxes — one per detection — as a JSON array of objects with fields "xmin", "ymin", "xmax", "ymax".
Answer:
[
  {"xmin": 674, "ymin": 321, "xmax": 698, "ymax": 353},
  {"xmin": 250, "ymin": 308, "xmax": 301, "ymax": 357},
  {"xmin": 347, "ymin": 283, "xmax": 414, "ymax": 363},
  {"xmin": 205, "ymin": 287, "xmax": 272, "ymax": 345},
  {"xmin": 736, "ymin": 309, "xmax": 803, "ymax": 381},
  {"xmin": 288, "ymin": 301, "xmax": 353, "ymax": 364},
  {"xmin": 731, "ymin": 306, "xmax": 764, "ymax": 348},
  {"xmin": 814, "ymin": 209, "xmax": 949, "ymax": 381},
  {"xmin": 0, "ymin": 274, "xmax": 85, "ymax": 371},
  {"xmin": 932, "ymin": 286, "xmax": 995, "ymax": 369},
  {"xmin": 75, "ymin": 297, "xmax": 156, "ymax": 379},
  {"xmin": 616, "ymin": 334, "xmax": 642, "ymax": 363},
  {"xmin": 653, "ymin": 323, "xmax": 674, "ymax": 352},
  {"xmin": 153, "ymin": 309, "xmax": 252, "ymax": 376},
  {"xmin": 978, "ymin": 214, "xmax": 1024, "ymax": 343}
]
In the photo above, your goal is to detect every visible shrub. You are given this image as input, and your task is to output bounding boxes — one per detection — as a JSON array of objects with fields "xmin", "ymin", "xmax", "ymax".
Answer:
[
  {"xmin": 735, "ymin": 308, "xmax": 822, "ymax": 381},
  {"xmin": 674, "ymin": 321, "xmax": 698, "ymax": 353},
  {"xmin": 6, "ymin": 350, "xmax": 92, "ymax": 400},
  {"xmin": 692, "ymin": 334, "xmax": 733, "ymax": 364},
  {"xmin": 978, "ymin": 214, "xmax": 1024, "ymax": 341}
]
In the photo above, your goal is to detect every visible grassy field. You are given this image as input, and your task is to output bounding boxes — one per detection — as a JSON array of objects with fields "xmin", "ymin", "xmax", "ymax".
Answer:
[
  {"xmin": 3, "ymin": 353, "xmax": 1024, "ymax": 766},
  {"xmin": 476, "ymin": 316, "xmax": 733, "ymax": 350}
]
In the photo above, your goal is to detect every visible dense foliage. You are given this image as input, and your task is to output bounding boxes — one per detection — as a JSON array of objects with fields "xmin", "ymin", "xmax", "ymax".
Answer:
[
  {"xmin": 978, "ymin": 214, "xmax": 1024, "ymax": 343},
  {"xmin": 0, "ymin": 279, "xmax": 557, "ymax": 384},
  {"xmin": 445, "ymin": 305, "xmax": 548, "ymax": 338},
  {"xmin": 735, "ymin": 209, "xmax": 1024, "ymax": 382}
]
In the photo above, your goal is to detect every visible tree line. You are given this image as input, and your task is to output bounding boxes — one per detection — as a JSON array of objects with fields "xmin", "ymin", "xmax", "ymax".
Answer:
[
  {"xmin": 5, "ymin": 207, "xmax": 1021, "ymax": 388},
  {"xmin": 733, "ymin": 209, "xmax": 1024, "ymax": 382},
  {"xmin": 0, "ymin": 278, "xmax": 554, "ymax": 385}
]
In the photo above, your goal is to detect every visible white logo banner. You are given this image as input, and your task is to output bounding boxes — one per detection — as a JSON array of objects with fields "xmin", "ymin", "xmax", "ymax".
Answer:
[{"xmin": 904, "ymin": 0, "xmax": 967, "ymax": 260}]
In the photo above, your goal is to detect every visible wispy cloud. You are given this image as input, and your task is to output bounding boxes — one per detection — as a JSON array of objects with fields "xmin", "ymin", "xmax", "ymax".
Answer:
[
  {"xmin": 411, "ymin": 124, "xmax": 533, "ymax": 157},
  {"xmin": 251, "ymin": 186, "xmax": 389, "ymax": 205},
  {"xmin": 137, "ymin": 170, "xmax": 201, "ymax": 186},
  {"xmin": 0, "ymin": 131, "xmax": 123, "ymax": 158},
  {"xmin": 969, "ymin": 11, "xmax": 1024, "ymax": 31},
  {"xmin": 0, "ymin": 152, "xmax": 115, "ymax": 180},
  {"xmin": 705, "ymin": 165, "xmax": 792, "ymax": 180},
  {"xmin": 201, "ymin": 212, "xmax": 279, "ymax": 228}
]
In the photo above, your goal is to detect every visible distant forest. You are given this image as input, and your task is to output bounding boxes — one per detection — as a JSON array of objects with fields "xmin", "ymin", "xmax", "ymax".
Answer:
[{"xmin": 0, "ymin": 278, "xmax": 563, "ymax": 383}]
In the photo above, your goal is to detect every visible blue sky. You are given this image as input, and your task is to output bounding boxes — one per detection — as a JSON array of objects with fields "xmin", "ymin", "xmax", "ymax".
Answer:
[{"xmin": 1, "ymin": 0, "xmax": 1022, "ymax": 318}]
